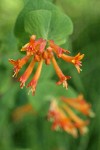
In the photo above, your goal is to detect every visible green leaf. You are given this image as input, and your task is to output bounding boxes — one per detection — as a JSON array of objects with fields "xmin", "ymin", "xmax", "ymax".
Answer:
[
  {"xmin": 14, "ymin": 0, "xmax": 57, "ymax": 38},
  {"xmin": 1, "ymin": 84, "xmax": 19, "ymax": 109},
  {"xmin": 15, "ymin": 0, "xmax": 73, "ymax": 46},
  {"xmin": 25, "ymin": 9, "xmax": 73, "ymax": 45},
  {"xmin": 47, "ymin": 10, "xmax": 73, "ymax": 45},
  {"xmin": 39, "ymin": 63, "xmax": 54, "ymax": 81},
  {"xmin": 28, "ymin": 80, "xmax": 77, "ymax": 111},
  {"xmin": 25, "ymin": 10, "xmax": 52, "ymax": 39}
]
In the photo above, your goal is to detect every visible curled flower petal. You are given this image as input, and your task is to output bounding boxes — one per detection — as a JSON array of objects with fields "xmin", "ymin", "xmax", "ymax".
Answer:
[
  {"xmin": 21, "ymin": 35, "xmax": 36, "ymax": 53},
  {"xmin": 27, "ymin": 59, "xmax": 43, "ymax": 95},
  {"xmin": 51, "ymin": 56, "xmax": 71, "ymax": 89},
  {"xmin": 21, "ymin": 36, "xmax": 46, "ymax": 56},
  {"xmin": 61, "ymin": 53, "xmax": 84, "ymax": 73},
  {"xmin": 9, "ymin": 55, "xmax": 30, "ymax": 77}
]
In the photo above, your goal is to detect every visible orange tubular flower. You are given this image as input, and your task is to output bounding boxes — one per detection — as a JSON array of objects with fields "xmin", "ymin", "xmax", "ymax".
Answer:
[
  {"xmin": 21, "ymin": 35, "xmax": 36, "ymax": 55},
  {"xmin": 27, "ymin": 59, "xmax": 43, "ymax": 95},
  {"xmin": 51, "ymin": 56, "xmax": 71, "ymax": 89},
  {"xmin": 19, "ymin": 58, "xmax": 36, "ymax": 88},
  {"xmin": 61, "ymin": 95, "xmax": 95, "ymax": 117},
  {"xmin": 9, "ymin": 55, "xmax": 30, "ymax": 77},
  {"xmin": 61, "ymin": 53, "xmax": 84, "ymax": 73},
  {"xmin": 49, "ymin": 40, "xmax": 70, "ymax": 57},
  {"xmin": 47, "ymin": 96, "xmax": 94, "ymax": 137},
  {"xmin": 9, "ymin": 35, "xmax": 84, "ymax": 95},
  {"xmin": 62, "ymin": 104, "xmax": 89, "ymax": 135},
  {"xmin": 48, "ymin": 100, "xmax": 77, "ymax": 137}
]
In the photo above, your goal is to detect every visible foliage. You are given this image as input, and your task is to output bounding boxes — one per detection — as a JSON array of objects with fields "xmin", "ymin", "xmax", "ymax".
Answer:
[{"xmin": 0, "ymin": 0, "xmax": 100, "ymax": 150}]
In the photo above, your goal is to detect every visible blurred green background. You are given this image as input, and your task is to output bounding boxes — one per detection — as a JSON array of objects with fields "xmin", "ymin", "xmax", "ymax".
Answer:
[{"xmin": 0, "ymin": 0, "xmax": 100, "ymax": 150}]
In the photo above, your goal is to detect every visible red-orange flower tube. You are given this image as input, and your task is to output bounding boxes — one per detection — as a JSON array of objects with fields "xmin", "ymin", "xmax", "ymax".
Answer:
[{"xmin": 47, "ymin": 95, "xmax": 94, "ymax": 137}]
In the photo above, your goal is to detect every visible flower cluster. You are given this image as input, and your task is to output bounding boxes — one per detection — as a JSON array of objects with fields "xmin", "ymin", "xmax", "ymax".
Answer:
[
  {"xmin": 9, "ymin": 35, "xmax": 84, "ymax": 95},
  {"xmin": 47, "ymin": 95, "xmax": 94, "ymax": 137}
]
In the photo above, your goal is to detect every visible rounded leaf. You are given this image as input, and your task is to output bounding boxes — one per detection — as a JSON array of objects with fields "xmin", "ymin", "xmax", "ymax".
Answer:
[{"xmin": 25, "ymin": 10, "xmax": 52, "ymax": 39}]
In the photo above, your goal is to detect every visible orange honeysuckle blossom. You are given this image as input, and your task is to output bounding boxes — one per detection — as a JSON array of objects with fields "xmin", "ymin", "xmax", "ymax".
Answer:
[
  {"xmin": 27, "ymin": 59, "xmax": 43, "ymax": 95},
  {"xmin": 19, "ymin": 58, "xmax": 36, "ymax": 88},
  {"xmin": 51, "ymin": 56, "xmax": 71, "ymax": 89},
  {"xmin": 49, "ymin": 40, "xmax": 70, "ymax": 57},
  {"xmin": 47, "ymin": 96, "xmax": 94, "ymax": 137},
  {"xmin": 61, "ymin": 53, "xmax": 84, "ymax": 73},
  {"xmin": 62, "ymin": 104, "xmax": 89, "ymax": 135},
  {"xmin": 9, "ymin": 55, "xmax": 31, "ymax": 77},
  {"xmin": 48, "ymin": 100, "xmax": 77, "ymax": 137},
  {"xmin": 61, "ymin": 95, "xmax": 95, "ymax": 117},
  {"xmin": 9, "ymin": 35, "xmax": 84, "ymax": 95}
]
